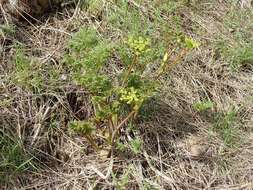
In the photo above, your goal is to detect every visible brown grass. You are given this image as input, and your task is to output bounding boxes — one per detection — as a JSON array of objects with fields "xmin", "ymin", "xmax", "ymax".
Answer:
[{"xmin": 1, "ymin": 1, "xmax": 253, "ymax": 189}]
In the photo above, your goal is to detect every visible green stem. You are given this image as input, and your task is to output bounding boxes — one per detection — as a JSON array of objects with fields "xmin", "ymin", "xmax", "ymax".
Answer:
[{"xmin": 122, "ymin": 55, "xmax": 137, "ymax": 86}]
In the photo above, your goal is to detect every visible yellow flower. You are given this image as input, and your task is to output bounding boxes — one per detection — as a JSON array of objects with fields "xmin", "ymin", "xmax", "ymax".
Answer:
[
  {"xmin": 127, "ymin": 36, "xmax": 151, "ymax": 55},
  {"xmin": 120, "ymin": 87, "xmax": 140, "ymax": 104},
  {"xmin": 163, "ymin": 52, "xmax": 169, "ymax": 62}
]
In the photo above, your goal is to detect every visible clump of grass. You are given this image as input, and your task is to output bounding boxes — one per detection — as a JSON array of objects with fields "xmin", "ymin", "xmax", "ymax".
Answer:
[
  {"xmin": 12, "ymin": 45, "xmax": 43, "ymax": 92},
  {"xmin": 10, "ymin": 44, "xmax": 65, "ymax": 93},
  {"xmin": 227, "ymin": 42, "xmax": 253, "ymax": 69},
  {"xmin": 111, "ymin": 164, "xmax": 132, "ymax": 190},
  {"xmin": 214, "ymin": 6, "xmax": 253, "ymax": 70},
  {"xmin": 0, "ymin": 24, "xmax": 15, "ymax": 37},
  {"xmin": 214, "ymin": 108, "xmax": 241, "ymax": 147},
  {"xmin": 0, "ymin": 131, "xmax": 34, "ymax": 184}
]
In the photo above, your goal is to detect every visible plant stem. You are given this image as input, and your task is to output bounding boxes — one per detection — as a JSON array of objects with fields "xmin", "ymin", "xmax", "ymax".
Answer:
[
  {"xmin": 107, "ymin": 117, "xmax": 114, "ymax": 142},
  {"xmin": 169, "ymin": 48, "xmax": 188, "ymax": 69},
  {"xmin": 85, "ymin": 135, "xmax": 100, "ymax": 151},
  {"xmin": 156, "ymin": 48, "xmax": 189, "ymax": 78},
  {"xmin": 110, "ymin": 110, "xmax": 136, "ymax": 145},
  {"xmin": 122, "ymin": 55, "xmax": 137, "ymax": 86}
]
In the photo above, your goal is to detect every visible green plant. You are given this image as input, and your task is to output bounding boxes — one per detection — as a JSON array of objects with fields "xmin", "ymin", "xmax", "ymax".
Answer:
[
  {"xmin": 229, "ymin": 43, "xmax": 253, "ymax": 69},
  {"xmin": 214, "ymin": 108, "xmax": 240, "ymax": 147},
  {"xmin": 10, "ymin": 44, "xmax": 65, "ymax": 93},
  {"xmin": 116, "ymin": 131, "xmax": 142, "ymax": 155},
  {"xmin": 192, "ymin": 100, "xmax": 214, "ymax": 112},
  {"xmin": 10, "ymin": 45, "xmax": 43, "ymax": 92},
  {"xmin": 0, "ymin": 131, "xmax": 34, "ymax": 183},
  {"xmin": 112, "ymin": 165, "xmax": 132, "ymax": 190},
  {"xmin": 214, "ymin": 7, "xmax": 253, "ymax": 70},
  {"xmin": 0, "ymin": 24, "xmax": 15, "ymax": 37},
  {"xmin": 67, "ymin": 27, "xmax": 198, "ymax": 152},
  {"xmin": 129, "ymin": 138, "xmax": 142, "ymax": 154}
]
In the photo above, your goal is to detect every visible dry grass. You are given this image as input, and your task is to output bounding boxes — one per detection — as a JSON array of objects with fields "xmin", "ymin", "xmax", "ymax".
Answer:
[{"xmin": 1, "ymin": 1, "xmax": 253, "ymax": 189}]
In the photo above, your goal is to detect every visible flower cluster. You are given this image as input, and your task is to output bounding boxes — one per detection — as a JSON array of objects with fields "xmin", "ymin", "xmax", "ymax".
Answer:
[{"xmin": 127, "ymin": 36, "xmax": 151, "ymax": 55}]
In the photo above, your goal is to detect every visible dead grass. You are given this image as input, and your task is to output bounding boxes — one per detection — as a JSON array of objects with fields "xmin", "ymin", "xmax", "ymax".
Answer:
[{"xmin": 1, "ymin": 1, "xmax": 253, "ymax": 189}]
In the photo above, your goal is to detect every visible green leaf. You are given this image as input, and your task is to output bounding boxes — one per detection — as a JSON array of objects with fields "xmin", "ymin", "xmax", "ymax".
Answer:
[
  {"xmin": 185, "ymin": 37, "xmax": 200, "ymax": 49},
  {"xmin": 116, "ymin": 141, "xmax": 127, "ymax": 151},
  {"xmin": 81, "ymin": 42, "xmax": 113, "ymax": 71},
  {"xmin": 69, "ymin": 27, "xmax": 99, "ymax": 52},
  {"xmin": 126, "ymin": 74, "xmax": 143, "ymax": 88},
  {"xmin": 130, "ymin": 138, "xmax": 142, "ymax": 154},
  {"xmin": 76, "ymin": 73, "xmax": 112, "ymax": 95},
  {"xmin": 192, "ymin": 100, "xmax": 214, "ymax": 112},
  {"xmin": 69, "ymin": 120, "xmax": 95, "ymax": 135}
]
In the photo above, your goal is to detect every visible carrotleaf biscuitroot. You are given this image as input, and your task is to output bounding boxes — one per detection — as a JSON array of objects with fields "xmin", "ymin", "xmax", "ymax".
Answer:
[{"xmin": 67, "ymin": 28, "xmax": 196, "ymax": 152}]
